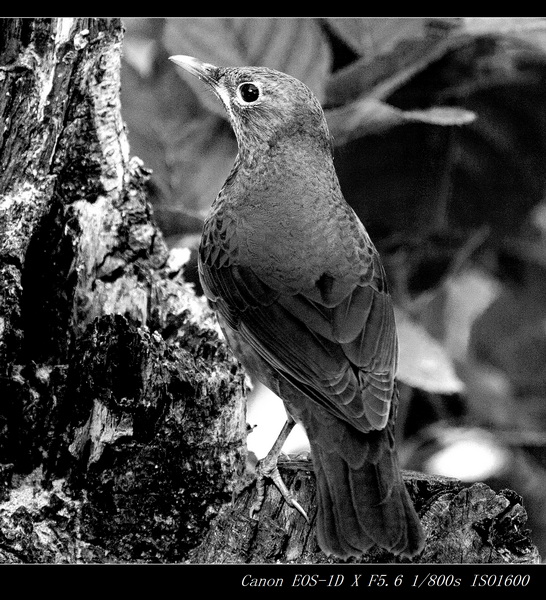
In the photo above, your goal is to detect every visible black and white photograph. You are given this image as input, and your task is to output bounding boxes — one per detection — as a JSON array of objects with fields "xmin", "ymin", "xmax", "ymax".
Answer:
[{"xmin": 0, "ymin": 16, "xmax": 545, "ymax": 590}]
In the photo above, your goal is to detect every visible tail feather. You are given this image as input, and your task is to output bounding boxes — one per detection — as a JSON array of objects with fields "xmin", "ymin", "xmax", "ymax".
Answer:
[
  {"xmin": 311, "ymin": 425, "xmax": 425, "ymax": 559},
  {"xmin": 315, "ymin": 450, "xmax": 376, "ymax": 556}
]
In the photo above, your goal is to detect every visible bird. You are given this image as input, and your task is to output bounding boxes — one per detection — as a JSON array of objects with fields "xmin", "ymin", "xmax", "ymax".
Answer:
[{"xmin": 169, "ymin": 54, "xmax": 425, "ymax": 559}]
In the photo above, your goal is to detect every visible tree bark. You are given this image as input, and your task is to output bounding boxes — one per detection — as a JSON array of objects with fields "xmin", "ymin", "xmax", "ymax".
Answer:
[
  {"xmin": 0, "ymin": 17, "xmax": 247, "ymax": 563},
  {"xmin": 189, "ymin": 461, "xmax": 540, "ymax": 564},
  {"xmin": 0, "ymin": 17, "xmax": 541, "ymax": 564}
]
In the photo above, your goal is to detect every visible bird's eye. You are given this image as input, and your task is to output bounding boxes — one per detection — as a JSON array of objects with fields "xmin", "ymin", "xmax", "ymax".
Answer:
[{"xmin": 237, "ymin": 82, "xmax": 260, "ymax": 103}]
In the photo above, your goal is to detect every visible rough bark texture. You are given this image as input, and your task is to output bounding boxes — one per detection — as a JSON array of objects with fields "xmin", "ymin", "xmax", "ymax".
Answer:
[
  {"xmin": 0, "ymin": 17, "xmax": 541, "ymax": 564},
  {"xmin": 189, "ymin": 461, "xmax": 540, "ymax": 564},
  {"xmin": 0, "ymin": 17, "xmax": 247, "ymax": 563}
]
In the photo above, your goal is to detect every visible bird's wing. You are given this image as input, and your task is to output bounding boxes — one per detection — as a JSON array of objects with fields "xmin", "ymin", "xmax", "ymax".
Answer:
[{"xmin": 199, "ymin": 212, "xmax": 397, "ymax": 434}]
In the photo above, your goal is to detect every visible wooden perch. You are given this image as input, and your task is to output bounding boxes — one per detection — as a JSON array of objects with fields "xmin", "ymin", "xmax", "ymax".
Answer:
[
  {"xmin": 189, "ymin": 460, "xmax": 540, "ymax": 564},
  {"xmin": 0, "ymin": 18, "xmax": 541, "ymax": 565}
]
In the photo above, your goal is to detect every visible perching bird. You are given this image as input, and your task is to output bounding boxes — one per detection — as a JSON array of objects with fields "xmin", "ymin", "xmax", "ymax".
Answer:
[{"xmin": 170, "ymin": 55, "xmax": 425, "ymax": 559}]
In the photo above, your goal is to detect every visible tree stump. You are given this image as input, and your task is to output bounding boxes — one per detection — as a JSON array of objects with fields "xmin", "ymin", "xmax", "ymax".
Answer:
[
  {"xmin": 0, "ymin": 17, "xmax": 541, "ymax": 565},
  {"xmin": 189, "ymin": 461, "xmax": 540, "ymax": 564}
]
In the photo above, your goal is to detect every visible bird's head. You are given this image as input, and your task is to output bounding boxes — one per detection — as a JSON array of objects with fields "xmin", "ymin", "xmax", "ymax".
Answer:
[{"xmin": 169, "ymin": 55, "xmax": 332, "ymax": 158}]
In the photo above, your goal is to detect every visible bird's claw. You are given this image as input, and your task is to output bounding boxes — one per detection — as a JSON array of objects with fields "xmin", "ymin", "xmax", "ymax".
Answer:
[
  {"xmin": 288, "ymin": 496, "xmax": 310, "ymax": 523},
  {"xmin": 249, "ymin": 461, "xmax": 309, "ymax": 523}
]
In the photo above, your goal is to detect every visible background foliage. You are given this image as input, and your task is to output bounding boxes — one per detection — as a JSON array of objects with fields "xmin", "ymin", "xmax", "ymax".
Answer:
[{"xmin": 120, "ymin": 17, "xmax": 546, "ymax": 557}]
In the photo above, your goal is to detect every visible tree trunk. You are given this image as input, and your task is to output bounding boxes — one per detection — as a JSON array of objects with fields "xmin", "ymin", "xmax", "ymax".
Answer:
[
  {"xmin": 0, "ymin": 17, "xmax": 247, "ymax": 563},
  {"xmin": 0, "ymin": 17, "xmax": 540, "ymax": 565}
]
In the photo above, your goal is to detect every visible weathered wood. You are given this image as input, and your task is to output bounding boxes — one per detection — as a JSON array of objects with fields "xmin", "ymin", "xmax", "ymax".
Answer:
[
  {"xmin": 0, "ymin": 457, "xmax": 539, "ymax": 564},
  {"xmin": 189, "ymin": 461, "xmax": 540, "ymax": 564}
]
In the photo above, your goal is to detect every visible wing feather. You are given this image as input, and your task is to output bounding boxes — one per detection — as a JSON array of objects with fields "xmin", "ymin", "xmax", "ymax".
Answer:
[{"xmin": 199, "ymin": 213, "xmax": 397, "ymax": 433}]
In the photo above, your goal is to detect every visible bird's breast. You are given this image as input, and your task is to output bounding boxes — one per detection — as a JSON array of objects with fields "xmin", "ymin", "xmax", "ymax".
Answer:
[
  {"xmin": 204, "ymin": 143, "xmax": 377, "ymax": 300},
  {"xmin": 236, "ymin": 192, "xmax": 374, "ymax": 301}
]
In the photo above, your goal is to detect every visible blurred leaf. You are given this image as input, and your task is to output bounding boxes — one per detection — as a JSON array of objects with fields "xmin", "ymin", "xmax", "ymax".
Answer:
[
  {"xmin": 121, "ymin": 38, "xmax": 237, "ymax": 219},
  {"xmin": 395, "ymin": 308, "xmax": 464, "ymax": 394},
  {"xmin": 530, "ymin": 201, "xmax": 546, "ymax": 235},
  {"xmin": 161, "ymin": 114, "xmax": 236, "ymax": 216},
  {"xmin": 458, "ymin": 361, "xmax": 515, "ymax": 429},
  {"xmin": 123, "ymin": 38, "xmax": 157, "ymax": 78},
  {"xmin": 470, "ymin": 282, "xmax": 546, "ymax": 398},
  {"xmin": 325, "ymin": 17, "xmax": 546, "ymax": 107},
  {"xmin": 336, "ymin": 30, "xmax": 546, "ymax": 258},
  {"xmin": 163, "ymin": 17, "xmax": 332, "ymax": 116},
  {"xmin": 325, "ymin": 18, "xmax": 460, "ymax": 107},
  {"xmin": 460, "ymin": 17, "xmax": 546, "ymax": 36},
  {"xmin": 325, "ymin": 17, "xmax": 430, "ymax": 59},
  {"xmin": 326, "ymin": 97, "xmax": 476, "ymax": 145},
  {"xmin": 449, "ymin": 260, "xmax": 546, "ymax": 439},
  {"xmin": 122, "ymin": 17, "xmax": 164, "ymax": 38},
  {"xmin": 404, "ymin": 105, "xmax": 477, "ymax": 126},
  {"xmin": 417, "ymin": 267, "xmax": 501, "ymax": 362},
  {"xmin": 122, "ymin": 17, "xmax": 165, "ymax": 77}
]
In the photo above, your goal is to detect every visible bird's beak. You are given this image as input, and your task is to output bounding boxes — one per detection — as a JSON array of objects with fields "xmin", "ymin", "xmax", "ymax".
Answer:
[{"xmin": 168, "ymin": 55, "xmax": 220, "ymax": 88}]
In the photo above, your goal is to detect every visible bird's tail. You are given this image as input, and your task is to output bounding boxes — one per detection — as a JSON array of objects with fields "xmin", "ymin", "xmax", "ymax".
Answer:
[{"xmin": 308, "ymin": 418, "xmax": 425, "ymax": 559}]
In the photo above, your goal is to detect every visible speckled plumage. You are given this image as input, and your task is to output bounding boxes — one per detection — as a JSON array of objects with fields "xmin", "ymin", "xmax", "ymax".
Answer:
[{"xmin": 171, "ymin": 56, "xmax": 425, "ymax": 558}]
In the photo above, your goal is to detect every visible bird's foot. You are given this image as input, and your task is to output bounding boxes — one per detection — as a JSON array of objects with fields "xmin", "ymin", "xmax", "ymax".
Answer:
[{"xmin": 249, "ymin": 456, "xmax": 309, "ymax": 523}]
